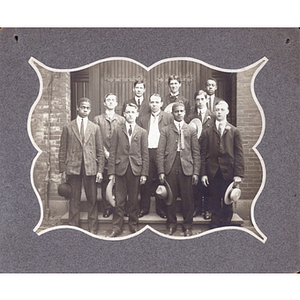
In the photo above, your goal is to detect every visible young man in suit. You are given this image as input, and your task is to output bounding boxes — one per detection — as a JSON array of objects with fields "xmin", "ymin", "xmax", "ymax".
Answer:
[
  {"xmin": 94, "ymin": 93, "xmax": 125, "ymax": 218},
  {"xmin": 137, "ymin": 93, "xmax": 173, "ymax": 219},
  {"xmin": 59, "ymin": 98, "xmax": 104, "ymax": 234},
  {"xmin": 187, "ymin": 90, "xmax": 214, "ymax": 219},
  {"xmin": 157, "ymin": 102, "xmax": 200, "ymax": 236},
  {"xmin": 200, "ymin": 100, "xmax": 244, "ymax": 228},
  {"xmin": 162, "ymin": 75, "xmax": 191, "ymax": 118},
  {"xmin": 122, "ymin": 79, "xmax": 149, "ymax": 121},
  {"xmin": 205, "ymin": 77, "xmax": 224, "ymax": 112},
  {"xmin": 107, "ymin": 103, "xmax": 149, "ymax": 237}
]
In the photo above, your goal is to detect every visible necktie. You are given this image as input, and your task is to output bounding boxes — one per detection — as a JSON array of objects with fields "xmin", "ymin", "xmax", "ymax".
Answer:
[
  {"xmin": 199, "ymin": 111, "xmax": 202, "ymax": 122},
  {"xmin": 218, "ymin": 122, "xmax": 223, "ymax": 136},
  {"xmin": 128, "ymin": 124, "xmax": 132, "ymax": 136},
  {"xmin": 80, "ymin": 118, "xmax": 84, "ymax": 143},
  {"xmin": 208, "ymin": 96, "xmax": 212, "ymax": 111},
  {"xmin": 137, "ymin": 98, "xmax": 140, "ymax": 108}
]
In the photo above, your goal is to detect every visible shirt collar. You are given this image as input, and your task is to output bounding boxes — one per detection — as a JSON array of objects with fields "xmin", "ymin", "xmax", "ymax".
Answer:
[
  {"xmin": 151, "ymin": 110, "xmax": 161, "ymax": 118},
  {"xmin": 170, "ymin": 92, "xmax": 179, "ymax": 97},
  {"xmin": 135, "ymin": 96, "xmax": 144, "ymax": 102},
  {"xmin": 174, "ymin": 120, "xmax": 184, "ymax": 130},
  {"xmin": 198, "ymin": 107, "xmax": 207, "ymax": 114}
]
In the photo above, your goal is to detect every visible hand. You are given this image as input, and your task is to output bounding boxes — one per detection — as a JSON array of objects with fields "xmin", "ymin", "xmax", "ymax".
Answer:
[
  {"xmin": 233, "ymin": 176, "xmax": 242, "ymax": 188},
  {"xmin": 192, "ymin": 175, "xmax": 199, "ymax": 185},
  {"xmin": 140, "ymin": 175, "xmax": 147, "ymax": 185},
  {"xmin": 158, "ymin": 173, "xmax": 165, "ymax": 184},
  {"xmin": 96, "ymin": 172, "xmax": 103, "ymax": 183},
  {"xmin": 201, "ymin": 175, "xmax": 209, "ymax": 187},
  {"xmin": 109, "ymin": 175, "xmax": 115, "ymax": 183}
]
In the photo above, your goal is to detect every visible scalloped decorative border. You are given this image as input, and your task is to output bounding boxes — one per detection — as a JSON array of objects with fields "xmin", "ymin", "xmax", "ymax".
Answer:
[{"xmin": 28, "ymin": 56, "xmax": 268, "ymax": 243}]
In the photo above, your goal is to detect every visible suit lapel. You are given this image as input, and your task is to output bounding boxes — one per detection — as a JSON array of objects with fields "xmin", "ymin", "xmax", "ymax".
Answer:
[
  {"xmin": 84, "ymin": 120, "xmax": 93, "ymax": 144},
  {"xmin": 71, "ymin": 120, "xmax": 82, "ymax": 144},
  {"xmin": 222, "ymin": 122, "xmax": 231, "ymax": 136}
]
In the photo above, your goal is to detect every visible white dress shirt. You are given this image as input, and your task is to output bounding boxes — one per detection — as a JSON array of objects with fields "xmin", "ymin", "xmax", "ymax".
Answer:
[
  {"xmin": 76, "ymin": 115, "xmax": 88, "ymax": 134},
  {"xmin": 148, "ymin": 111, "xmax": 161, "ymax": 148},
  {"xmin": 126, "ymin": 122, "xmax": 135, "ymax": 144}
]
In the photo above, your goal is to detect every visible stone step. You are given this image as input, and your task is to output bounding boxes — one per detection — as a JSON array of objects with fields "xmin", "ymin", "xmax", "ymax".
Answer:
[{"xmin": 58, "ymin": 211, "xmax": 244, "ymax": 237}]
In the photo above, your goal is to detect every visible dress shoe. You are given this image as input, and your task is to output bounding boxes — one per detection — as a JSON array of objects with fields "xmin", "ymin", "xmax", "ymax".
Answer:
[
  {"xmin": 107, "ymin": 230, "xmax": 120, "ymax": 238},
  {"xmin": 103, "ymin": 209, "xmax": 112, "ymax": 218},
  {"xmin": 204, "ymin": 211, "xmax": 211, "ymax": 220},
  {"xmin": 130, "ymin": 228, "xmax": 138, "ymax": 234},
  {"xmin": 138, "ymin": 210, "xmax": 149, "ymax": 218},
  {"xmin": 157, "ymin": 212, "xmax": 167, "ymax": 219},
  {"xmin": 184, "ymin": 229, "xmax": 192, "ymax": 237},
  {"xmin": 167, "ymin": 228, "xmax": 176, "ymax": 236}
]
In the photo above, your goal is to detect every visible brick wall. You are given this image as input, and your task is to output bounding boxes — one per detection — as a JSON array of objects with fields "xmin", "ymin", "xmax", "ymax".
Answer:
[
  {"xmin": 30, "ymin": 63, "xmax": 71, "ymax": 219},
  {"xmin": 236, "ymin": 63, "xmax": 264, "ymax": 205}
]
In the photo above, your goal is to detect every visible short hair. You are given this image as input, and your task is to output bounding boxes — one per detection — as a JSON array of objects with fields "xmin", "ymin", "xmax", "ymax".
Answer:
[
  {"xmin": 77, "ymin": 97, "xmax": 91, "ymax": 107},
  {"xmin": 215, "ymin": 100, "xmax": 229, "ymax": 109},
  {"xmin": 124, "ymin": 102, "xmax": 138, "ymax": 111},
  {"xmin": 104, "ymin": 93, "xmax": 117, "ymax": 102},
  {"xmin": 168, "ymin": 75, "xmax": 181, "ymax": 85},
  {"xmin": 149, "ymin": 93, "xmax": 162, "ymax": 101},
  {"xmin": 133, "ymin": 78, "xmax": 146, "ymax": 88},
  {"xmin": 194, "ymin": 90, "xmax": 208, "ymax": 100},
  {"xmin": 172, "ymin": 102, "xmax": 185, "ymax": 112},
  {"xmin": 205, "ymin": 77, "xmax": 218, "ymax": 86}
]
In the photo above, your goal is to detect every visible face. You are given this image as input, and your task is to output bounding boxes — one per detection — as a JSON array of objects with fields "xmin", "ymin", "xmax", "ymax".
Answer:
[
  {"xmin": 214, "ymin": 102, "xmax": 229, "ymax": 121},
  {"xmin": 205, "ymin": 79, "xmax": 217, "ymax": 96},
  {"xmin": 195, "ymin": 94, "xmax": 208, "ymax": 109},
  {"xmin": 124, "ymin": 106, "xmax": 139, "ymax": 124},
  {"xmin": 104, "ymin": 95, "xmax": 118, "ymax": 110},
  {"xmin": 133, "ymin": 83, "xmax": 146, "ymax": 97},
  {"xmin": 169, "ymin": 79, "xmax": 181, "ymax": 94},
  {"xmin": 149, "ymin": 96, "xmax": 163, "ymax": 113},
  {"xmin": 77, "ymin": 101, "xmax": 91, "ymax": 118},
  {"xmin": 172, "ymin": 105, "xmax": 185, "ymax": 122}
]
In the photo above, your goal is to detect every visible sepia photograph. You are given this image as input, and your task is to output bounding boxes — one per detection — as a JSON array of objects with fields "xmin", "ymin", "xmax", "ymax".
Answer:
[
  {"xmin": 0, "ymin": 27, "xmax": 299, "ymax": 277},
  {"xmin": 29, "ymin": 56, "xmax": 267, "ymax": 241}
]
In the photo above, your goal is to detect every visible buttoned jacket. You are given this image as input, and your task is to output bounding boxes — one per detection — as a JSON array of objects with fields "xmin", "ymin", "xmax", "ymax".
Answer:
[
  {"xmin": 93, "ymin": 113, "xmax": 125, "ymax": 151},
  {"xmin": 186, "ymin": 108, "xmax": 215, "ymax": 131},
  {"xmin": 200, "ymin": 122, "xmax": 244, "ymax": 181},
  {"xmin": 59, "ymin": 119, "xmax": 104, "ymax": 176},
  {"xmin": 107, "ymin": 123, "xmax": 149, "ymax": 177},
  {"xmin": 157, "ymin": 122, "xmax": 201, "ymax": 176}
]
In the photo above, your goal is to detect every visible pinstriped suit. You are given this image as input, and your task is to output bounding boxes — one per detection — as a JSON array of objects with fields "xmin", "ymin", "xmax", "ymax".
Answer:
[{"xmin": 59, "ymin": 119, "xmax": 104, "ymax": 231}]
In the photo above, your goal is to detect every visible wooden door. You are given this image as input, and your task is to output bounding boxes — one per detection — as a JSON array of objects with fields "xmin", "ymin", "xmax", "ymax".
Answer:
[{"xmin": 71, "ymin": 59, "xmax": 236, "ymax": 125}]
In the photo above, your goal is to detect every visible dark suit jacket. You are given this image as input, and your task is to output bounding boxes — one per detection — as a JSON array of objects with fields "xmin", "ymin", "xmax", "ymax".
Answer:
[
  {"xmin": 200, "ymin": 122, "xmax": 244, "ymax": 181},
  {"xmin": 108, "ymin": 123, "xmax": 149, "ymax": 177},
  {"xmin": 137, "ymin": 110, "xmax": 173, "ymax": 137},
  {"xmin": 186, "ymin": 108, "xmax": 215, "ymax": 131},
  {"xmin": 59, "ymin": 119, "xmax": 104, "ymax": 176},
  {"xmin": 93, "ymin": 113, "xmax": 125, "ymax": 151},
  {"xmin": 122, "ymin": 97, "xmax": 150, "ymax": 120},
  {"xmin": 208, "ymin": 95, "xmax": 223, "ymax": 112},
  {"xmin": 157, "ymin": 122, "xmax": 200, "ymax": 176},
  {"xmin": 161, "ymin": 94, "xmax": 191, "ymax": 117}
]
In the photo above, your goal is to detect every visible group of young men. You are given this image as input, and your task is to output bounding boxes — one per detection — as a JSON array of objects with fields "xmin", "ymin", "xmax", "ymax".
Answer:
[{"xmin": 58, "ymin": 75, "xmax": 244, "ymax": 237}]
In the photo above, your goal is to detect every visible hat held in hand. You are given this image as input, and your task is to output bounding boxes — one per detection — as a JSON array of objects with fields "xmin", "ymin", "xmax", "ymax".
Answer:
[
  {"xmin": 106, "ymin": 179, "xmax": 116, "ymax": 207},
  {"xmin": 156, "ymin": 179, "xmax": 173, "ymax": 205},
  {"xmin": 224, "ymin": 181, "xmax": 241, "ymax": 205},
  {"xmin": 58, "ymin": 182, "xmax": 72, "ymax": 199}
]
